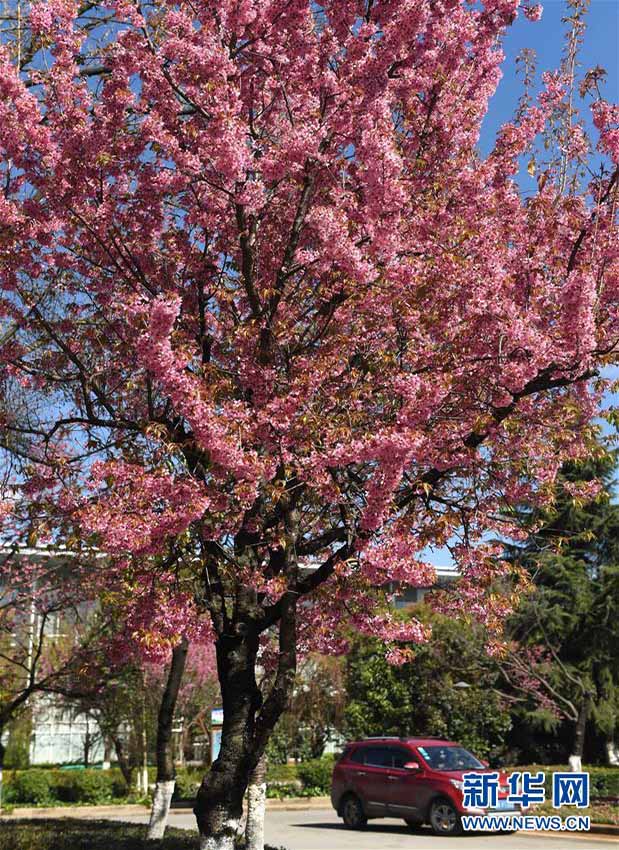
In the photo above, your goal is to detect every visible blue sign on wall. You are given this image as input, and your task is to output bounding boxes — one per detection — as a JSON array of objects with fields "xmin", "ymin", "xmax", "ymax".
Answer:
[{"xmin": 211, "ymin": 729, "xmax": 222, "ymax": 763}]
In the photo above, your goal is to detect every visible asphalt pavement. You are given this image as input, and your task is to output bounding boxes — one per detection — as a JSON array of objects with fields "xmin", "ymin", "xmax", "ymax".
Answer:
[{"xmin": 114, "ymin": 806, "xmax": 618, "ymax": 849}]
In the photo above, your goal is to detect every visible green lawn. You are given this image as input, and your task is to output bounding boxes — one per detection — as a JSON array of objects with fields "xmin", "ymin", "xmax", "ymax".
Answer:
[
  {"xmin": 0, "ymin": 819, "xmax": 287, "ymax": 850},
  {"xmin": 0, "ymin": 820, "xmax": 198, "ymax": 850}
]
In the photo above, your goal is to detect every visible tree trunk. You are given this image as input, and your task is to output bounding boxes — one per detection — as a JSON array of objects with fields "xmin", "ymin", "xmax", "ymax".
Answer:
[
  {"xmin": 606, "ymin": 738, "xmax": 619, "ymax": 767},
  {"xmin": 113, "ymin": 735, "xmax": 134, "ymax": 790},
  {"xmin": 569, "ymin": 696, "xmax": 590, "ymax": 772},
  {"xmin": 245, "ymin": 753, "xmax": 267, "ymax": 850},
  {"xmin": 0, "ymin": 728, "xmax": 5, "ymax": 812},
  {"xmin": 195, "ymin": 515, "xmax": 299, "ymax": 850},
  {"xmin": 83, "ymin": 723, "xmax": 92, "ymax": 767},
  {"xmin": 194, "ymin": 629, "xmax": 263, "ymax": 850},
  {"xmin": 102, "ymin": 737, "xmax": 112, "ymax": 770},
  {"xmin": 138, "ymin": 684, "xmax": 149, "ymax": 797},
  {"xmin": 146, "ymin": 638, "xmax": 189, "ymax": 841}
]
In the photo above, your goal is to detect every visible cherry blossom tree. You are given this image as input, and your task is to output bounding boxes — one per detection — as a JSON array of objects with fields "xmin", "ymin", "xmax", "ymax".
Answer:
[
  {"xmin": 0, "ymin": 0, "xmax": 618, "ymax": 846},
  {"xmin": 59, "ymin": 571, "xmax": 217, "ymax": 837}
]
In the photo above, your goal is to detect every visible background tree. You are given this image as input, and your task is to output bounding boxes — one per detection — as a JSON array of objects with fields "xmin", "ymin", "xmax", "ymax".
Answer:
[
  {"xmin": 502, "ymin": 438, "xmax": 619, "ymax": 769},
  {"xmin": 267, "ymin": 655, "xmax": 345, "ymax": 763},
  {"xmin": 345, "ymin": 612, "xmax": 512, "ymax": 763},
  {"xmin": 144, "ymin": 641, "xmax": 218, "ymax": 840},
  {"xmin": 61, "ymin": 580, "xmax": 218, "ymax": 838},
  {"xmin": 67, "ymin": 652, "xmax": 148, "ymax": 793},
  {"xmin": 0, "ymin": 0, "xmax": 618, "ymax": 846},
  {"xmin": 0, "ymin": 518, "xmax": 100, "ymax": 808}
]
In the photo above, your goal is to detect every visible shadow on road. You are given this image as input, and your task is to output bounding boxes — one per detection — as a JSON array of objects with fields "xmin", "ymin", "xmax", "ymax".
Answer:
[
  {"xmin": 290, "ymin": 822, "xmax": 411, "ymax": 833},
  {"xmin": 289, "ymin": 822, "xmax": 499, "ymax": 839}
]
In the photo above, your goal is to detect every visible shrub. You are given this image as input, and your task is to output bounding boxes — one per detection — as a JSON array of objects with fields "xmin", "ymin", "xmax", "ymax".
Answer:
[
  {"xmin": 7, "ymin": 768, "xmax": 132, "ymax": 806},
  {"xmin": 266, "ymin": 782, "xmax": 307, "ymax": 799},
  {"xmin": 173, "ymin": 771, "xmax": 202, "ymax": 801},
  {"xmin": 296, "ymin": 756, "xmax": 335, "ymax": 794},
  {"xmin": 508, "ymin": 765, "xmax": 619, "ymax": 799},
  {"xmin": 110, "ymin": 771, "xmax": 129, "ymax": 799},
  {"xmin": 590, "ymin": 768, "xmax": 619, "ymax": 798},
  {"xmin": 66, "ymin": 771, "xmax": 114, "ymax": 804},
  {"xmin": 10, "ymin": 770, "xmax": 52, "ymax": 805},
  {"xmin": 4, "ymin": 723, "xmax": 31, "ymax": 770},
  {"xmin": 266, "ymin": 763, "xmax": 299, "ymax": 783}
]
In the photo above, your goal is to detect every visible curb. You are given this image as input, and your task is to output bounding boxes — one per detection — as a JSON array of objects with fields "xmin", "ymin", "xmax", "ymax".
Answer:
[
  {"xmin": 266, "ymin": 796, "xmax": 332, "ymax": 811},
  {"xmin": 0, "ymin": 797, "xmax": 332, "ymax": 819},
  {"xmin": 170, "ymin": 796, "xmax": 332, "ymax": 813},
  {"xmin": 0, "ymin": 804, "xmax": 150, "ymax": 819},
  {"xmin": 590, "ymin": 824, "xmax": 619, "ymax": 836}
]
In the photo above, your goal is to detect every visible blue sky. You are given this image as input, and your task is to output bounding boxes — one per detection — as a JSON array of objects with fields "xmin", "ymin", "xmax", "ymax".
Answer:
[
  {"xmin": 425, "ymin": 0, "xmax": 618, "ymax": 567},
  {"xmin": 482, "ymin": 0, "xmax": 618, "ymax": 152}
]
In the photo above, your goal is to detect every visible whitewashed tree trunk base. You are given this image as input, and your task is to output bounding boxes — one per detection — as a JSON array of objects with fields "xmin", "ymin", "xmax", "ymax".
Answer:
[
  {"xmin": 198, "ymin": 817, "xmax": 240, "ymax": 850},
  {"xmin": 245, "ymin": 778, "xmax": 267, "ymax": 850},
  {"xmin": 146, "ymin": 779, "xmax": 175, "ymax": 840},
  {"xmin": 568, "ymin": 755, "xmax": 582, "ymax": 772},
  {"xmin": 606, "ymin": 742, "xmax": 619, "ymax": 766}
]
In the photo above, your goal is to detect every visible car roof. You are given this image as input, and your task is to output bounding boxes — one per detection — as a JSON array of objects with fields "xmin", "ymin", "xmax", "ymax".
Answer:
[{"xmin": 350, "ymin": 737, "xmax": 459, "ymax": 747}]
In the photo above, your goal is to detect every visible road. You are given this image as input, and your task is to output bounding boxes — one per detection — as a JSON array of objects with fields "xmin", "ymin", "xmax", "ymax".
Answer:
[{"xmin": 116, "ymin": 806, "xmax": 619, "ymax": 849}]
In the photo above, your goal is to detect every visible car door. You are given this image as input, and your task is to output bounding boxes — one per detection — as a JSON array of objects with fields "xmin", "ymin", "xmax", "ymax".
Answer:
[
  {"xmin": 384, "ymin": 746, "xmax": 429, "ymax": 819},
  {"xmin": 348, "ymin": 745, "xmax": 393, "ymax": 816}
]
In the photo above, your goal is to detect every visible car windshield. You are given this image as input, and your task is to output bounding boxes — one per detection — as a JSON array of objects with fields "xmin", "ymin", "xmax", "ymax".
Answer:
[{"xmin": 417, "ymin": 745, "xmax": 483, "ymax": 771}]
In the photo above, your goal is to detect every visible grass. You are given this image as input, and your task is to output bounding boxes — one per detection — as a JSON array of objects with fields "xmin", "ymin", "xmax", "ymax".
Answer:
[
  {"xmin": 0, "ymin": 820, "xmax": 198, "ymax": 850},
  {"xmin": 0, "ymin": 819, "xmax": 287, "ymax": 850}
]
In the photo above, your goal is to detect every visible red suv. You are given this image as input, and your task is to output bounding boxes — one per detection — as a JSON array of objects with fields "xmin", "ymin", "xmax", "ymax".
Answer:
[{"xmin": 331, "ymin": 737, "xmax": 520, "ymax": 835}]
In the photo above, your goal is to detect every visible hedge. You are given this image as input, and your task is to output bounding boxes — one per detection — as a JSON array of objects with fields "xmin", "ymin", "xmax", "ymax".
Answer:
[
  {"xmin": 507, "ymin": 765, "xmax": 619, "ymax": 798},
  {"xmin": 295, "ymin": 756, "xmax": 335, "ymax": 794},
  {"xmin": 172, "ymin": 770, "xmax": 203, "ymax": 801},
  {"xmin": 6, "ymin": 759, "xmax": 613, "ymax": 807},
  {"xmin": 10, "ymin": 770, "xmax": 53, "ymax": 805},
  {"xmin": 3, "ymin": 769, "xmax": 128, "ymax": 806}
]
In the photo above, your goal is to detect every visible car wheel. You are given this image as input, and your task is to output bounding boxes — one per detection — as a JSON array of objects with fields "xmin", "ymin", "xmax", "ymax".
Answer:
[
  {"xmin": 429, "ymin": 798, "xmax": 462, "ymax": 836},
  {"xmin": 341, "ymin": 794, "xmax": 367, "ymax": 830},
  {"xmin": 404, "ymin": 818, "xmax": 423, "ymax": 831}
]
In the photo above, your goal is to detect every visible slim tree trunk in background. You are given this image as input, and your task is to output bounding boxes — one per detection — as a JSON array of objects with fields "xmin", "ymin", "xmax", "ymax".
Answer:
[
  {"xmin": 83, "ymin": 721, "xmax": 92, "ymax": 768},
  {"xmin": 0, "ymin": 728, "xmax": 5, "ymax": 812},
  {"xmin": 147, "ymin": 639, "xmax": 189, "ymax": 840},
  {"xmin": 102, "ymin": 737, "xmax": 112, "ymax": 770},
  {"xmin": 569, "ymin": 696, "xmax": 590, "ymax": 772},
  {"xmin": 113, "ymin": 735, "xmax": 134, "ymax": 791},
  {"xmin": 245, "ymin": 753, "xmax": 267, "ymax": 850},
  {"xmin": 606, "ymin": 738, "xmax": 619, "ymax": 766},
  {"xmin": 138, "ymin": 683, "xmax": 149, "ymax": 797}
]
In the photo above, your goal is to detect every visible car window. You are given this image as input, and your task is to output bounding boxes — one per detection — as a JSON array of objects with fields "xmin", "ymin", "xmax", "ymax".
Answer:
[
  {"xmin": 417, "ymin": 745, "xmax": 483, "ymax": 771},
  {"xmin": 348, "ymin": 744, "xmax": 415, "ymax": 768},
  {"xmin": 390, "ymin": 747, "xmax": 414, "ymax": 769},
  {"xmin": 363, "ymin": 747, "xmax": 393, "ymax": 767},
  {"xmin": 349, "ymin": 747, "xmax": 365, "ymax": 764}
]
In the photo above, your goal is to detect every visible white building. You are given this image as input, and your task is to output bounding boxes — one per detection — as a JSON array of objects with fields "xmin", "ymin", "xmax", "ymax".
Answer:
[{"xmin": 29, "ymin": 696, "xmax": 104, "ymax": 765}]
